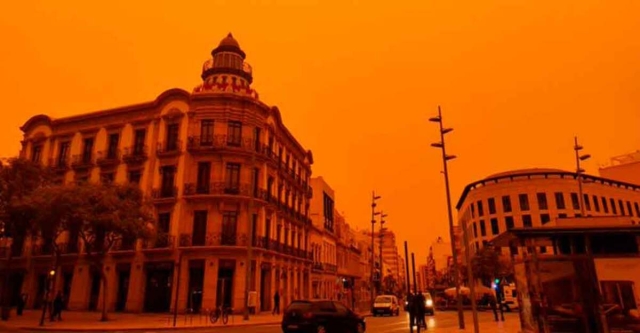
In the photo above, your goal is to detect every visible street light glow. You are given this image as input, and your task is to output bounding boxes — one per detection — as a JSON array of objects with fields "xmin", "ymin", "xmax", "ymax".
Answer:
[{"xmin": 49, "ymin": 269, "xmax": 55, "ymax": 276}]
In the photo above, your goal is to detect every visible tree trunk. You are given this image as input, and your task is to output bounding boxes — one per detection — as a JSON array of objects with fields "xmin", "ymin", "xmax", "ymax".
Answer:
[{"xmin": 99, "ymin": 261, "xmax": 108, "ymax": 322}]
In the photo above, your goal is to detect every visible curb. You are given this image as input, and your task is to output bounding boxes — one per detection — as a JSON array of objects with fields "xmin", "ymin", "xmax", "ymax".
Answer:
[{"xmin": 1, "ymin": 313, "xmax": 372, "ymax": 331}]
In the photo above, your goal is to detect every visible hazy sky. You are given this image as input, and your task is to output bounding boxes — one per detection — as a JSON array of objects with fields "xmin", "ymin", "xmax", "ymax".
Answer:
[{"xmin": 2, "ymin": 0, "xmax": 639, "ymax": 263}]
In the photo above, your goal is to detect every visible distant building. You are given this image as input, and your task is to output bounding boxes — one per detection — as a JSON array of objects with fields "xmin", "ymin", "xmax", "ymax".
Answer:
[
  {"xmin": 599, "ymin": 151, "xmax": 640, "ymax": 186},
  {"xmin": 430, "ymin": 236, "xmax": 452, "ymax": 272},
  {"xmin": 456, "ymin": 168, "xmax": 640, "ymax": 255}
]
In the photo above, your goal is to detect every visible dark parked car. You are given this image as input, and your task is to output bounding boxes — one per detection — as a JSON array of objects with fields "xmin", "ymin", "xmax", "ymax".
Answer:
[{"xmin": 282, "ymin": 299, "xmax": 366, "ymax": 333}]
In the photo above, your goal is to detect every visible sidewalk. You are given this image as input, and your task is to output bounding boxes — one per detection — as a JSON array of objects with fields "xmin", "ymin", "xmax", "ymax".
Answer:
[{"xmin": 0, "ymin": 309, "xmax": 286, "ymax": 331}]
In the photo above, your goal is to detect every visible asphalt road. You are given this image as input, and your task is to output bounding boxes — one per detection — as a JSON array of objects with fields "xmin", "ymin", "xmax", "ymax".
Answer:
[{"xmin": 15, "ymin": 311, "xmax": 519, "ymax": 333}]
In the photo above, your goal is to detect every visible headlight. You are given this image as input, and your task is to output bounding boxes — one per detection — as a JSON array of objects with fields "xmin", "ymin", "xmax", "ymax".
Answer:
[
  {"xmin": 426, "ymin": 299, "xmax": 433, "ymax": 307},
  {"xmin": 405, "ymin": 301, "xmax": 408, "ymax": 305}
]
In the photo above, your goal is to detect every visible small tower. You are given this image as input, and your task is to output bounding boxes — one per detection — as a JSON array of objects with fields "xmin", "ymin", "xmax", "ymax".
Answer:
[{"xmin": 194, "ymin": 33, "xmax": 257, "ymax": 98}]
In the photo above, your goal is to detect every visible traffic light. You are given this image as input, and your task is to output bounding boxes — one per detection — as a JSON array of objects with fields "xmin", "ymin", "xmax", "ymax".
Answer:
[{"xmin": 494, "ymin": 278, "xmax": 500, "ymax": 285}]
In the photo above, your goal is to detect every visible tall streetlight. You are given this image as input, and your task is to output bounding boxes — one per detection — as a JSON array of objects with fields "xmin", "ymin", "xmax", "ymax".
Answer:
[
  {"xmin": 370, "ymin": 192, "xmax": 381, "ymax": 306},
  {"xmin": 429, "ymin": 106, "xmax": 465, "ymax": 330},
  {"xmin": 378, "ymin": 211, "xmax": 388, "ymax": 285},
  {"xmin": 574, "ymin": 136, "xmax": 591, "ymax": 216}
]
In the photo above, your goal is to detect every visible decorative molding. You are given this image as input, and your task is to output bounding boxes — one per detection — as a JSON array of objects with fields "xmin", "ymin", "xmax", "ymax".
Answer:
[
  {"xmin": 105, "ymin": 124, "xmax": 125, "ymax": 132},
  {"xmin": 131, "ymin": 119, "xmax": 153, "ymax": 128},
  {"xmin": 80, "ymin": 128, "xmax": 100, "ymax": 137},
  {"xmin": 162, "ymin": 108, "xmax": 185, "ymax": 121}
]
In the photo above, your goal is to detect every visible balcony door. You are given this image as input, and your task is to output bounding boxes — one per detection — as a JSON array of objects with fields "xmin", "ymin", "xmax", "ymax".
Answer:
[
  {"xmin": 192, "ymin": 211, "xmax": 207, "ymax": 246},
  {"xmin": 221, "ymin": 211, "xmax": 238, "ymax": 245},
  {"xmin": 166, "ymin": 123, "xmax": 179, "ymax": 151},
  {"xmin": 160, "ymin": 166, "xmax": 176, "ymax": 196},
  {"xmin": 196, "ymin": 162, "xmax": 211, "ymax": 194},
  {"xmin": 224, "ymin": 163, "xmax": 240, "ymax": 193}
]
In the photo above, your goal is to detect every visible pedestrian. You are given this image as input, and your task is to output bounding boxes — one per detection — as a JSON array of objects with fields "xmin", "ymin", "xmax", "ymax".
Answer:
[
  {"xmin": 406, "ymin": 292, "xmax": 416, "ymax": 333},
  {"xmin": 52, "ymin": 291, "xmax": 63, "ymax": 321},
  {"xmin": 17, "ymin": 293, "xmax": 26, "ymax": 316},
  {"xmin": 495, "ymin": 290, "xmax": 505, "ymax": 321},
  {"xmin": 272, "ymin": 291, "xmax": 280, "ymax": 315},
  {"xmin": 489, "ymin": 293, "xmax": 500, "ymax": 321},
  {"xmin": 415, "ymin": 291, "xmax": 426, "ymax": 330}
]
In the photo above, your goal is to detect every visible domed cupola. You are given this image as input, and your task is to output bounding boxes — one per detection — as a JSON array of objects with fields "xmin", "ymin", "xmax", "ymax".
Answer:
[{"xmin": 194, "ymin": 33, "xmax": 258, "ymax": 99}]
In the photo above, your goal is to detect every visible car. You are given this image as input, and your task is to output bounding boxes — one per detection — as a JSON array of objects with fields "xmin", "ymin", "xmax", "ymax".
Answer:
[
  {"xmin": 403, "ymin": 293, "xmax": 435, "ymax": 316},
  {"xmin": 371, "ymin": 295, "xmax": 400, "ymax": 316},
  {"xmin": 282, "ymin": 299, "xmax": 366, "ymax": 333}
]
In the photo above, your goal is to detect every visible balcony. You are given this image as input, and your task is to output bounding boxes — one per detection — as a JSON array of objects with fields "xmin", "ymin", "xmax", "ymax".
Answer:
[
  {"xmin": 152, "ymin": 186, "xmax": 178, "ymax": 200},
  {"xmin": 325, "ymin": 263, "xmax": 338, "ymax": 273},
  {"xmin": 312, "ymin": 262, "xmax": 324, "ymax": 272},
  {"xmin": 187, "ymin": 135, "xmax": 269, "ymax": 157},
  {"xmin": 183, "ymin": 182, "xmax": 269, "ymax": 201},
  {"xmin": 122, "ymin": 145, "xmax": 148, "ymax": 164},
  {"xmin": 143, "ymin": 233, "xmax": 175, "ymax": 250},
  {"xmin": 48, "ymin": 157, "xmax": 69, "ymax": 173},
  {"xmin": 96, "ymin": 149, "xmax": 121, "ymax": 167},
  {"xmin": 112, "ymin": 237, "xmax": 137, "ymax": 251},
  {"xmin": 58, "ymin": 241, "xmax": 79, "ymax": 254},
  {"xmin": 178, "ymin": 232, "xmax": 248, "ymax": 247},
  {"xmin": 71, "ymin": 154, "xmax": 94, "ymax": 170},
  {"xmin": 156, "ymin": 140, "xmax": 182, "ymax": 158},
  {"xmin": 31, "ymin": 243, "xmax": 55, "ymax": 256}
]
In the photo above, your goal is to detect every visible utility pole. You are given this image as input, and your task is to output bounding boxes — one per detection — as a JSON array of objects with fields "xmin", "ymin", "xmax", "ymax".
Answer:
[
  {"xmin": 404, "ymin": 242, "xmax": 410, "ymax": 295},
  {"xmin": 243, "ymin": 124, "xmax": 259, "ymax": 320},
  {"xmin": 461, "ymin": 219, "xmax": 479, "ymax": 333},
  {"xmin": 429, "ymin": 106, "xmax": 465, "ymax": 329},
  {"xmin": 370, "ymin": 192, "xmax": 381, "ymax": 306},
  {"xmin": 574, "ymin": 136, "xmax": 591, "ymax": 217},
  {"xmin": 379, "ymin": 211, "xmax": 387, "ymax": 286}
]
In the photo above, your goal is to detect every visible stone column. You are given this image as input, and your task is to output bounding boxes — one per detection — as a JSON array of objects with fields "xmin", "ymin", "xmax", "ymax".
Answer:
[
  {"xmin": 126, "ymin": 260, "xmax": 144, "ymax": 312},
  {"xmin": 202, "ymin": 257, "xmax": 218, "ymax": 311},
  {"xmin": 68, "ymin": 263, "xmax": 91, "ymax": 310}
]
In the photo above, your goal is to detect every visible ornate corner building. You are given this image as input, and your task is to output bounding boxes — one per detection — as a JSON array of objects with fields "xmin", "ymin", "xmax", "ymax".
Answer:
[{"xmin": 15, "ymin": 33, "xmax": 315, "ymax": 314}]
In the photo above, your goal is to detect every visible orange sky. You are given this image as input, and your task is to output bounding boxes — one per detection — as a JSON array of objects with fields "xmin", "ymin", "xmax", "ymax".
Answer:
[{"xmin": 2, "ymin": 0, "xmax": 639, "ymax": 264}]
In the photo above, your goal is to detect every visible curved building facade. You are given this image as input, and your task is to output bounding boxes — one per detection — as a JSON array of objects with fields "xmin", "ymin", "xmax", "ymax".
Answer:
[
  {"xmin": 17, "ymin": 33, "xmax": 313, "ymax": 313},
  {"xmin": 456, "ymin": 168, "xmax": 640, "ymax": 252}
]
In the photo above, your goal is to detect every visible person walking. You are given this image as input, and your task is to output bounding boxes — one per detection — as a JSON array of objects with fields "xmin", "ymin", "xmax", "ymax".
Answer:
[
  {"xmin": 495, "ymin": 290, "xmax": 505, "ymax": 321},
  {"xmin": 16, "ymin": 293, "xmax": 26, "ymax": 316},
  {"xmin": 50, "ymin": 291, "xmax": 63, "ymax": 321},
  {"xmin": 272, "ymin": 291, "xmax": 280, "ymax": 315},
  {"xmin": 415, "ymin": 291, "xmax": 426, "ymax": 330},
  {"xmin": 406, "ymin": 292, "xmax": 416, "ymax": 333}
]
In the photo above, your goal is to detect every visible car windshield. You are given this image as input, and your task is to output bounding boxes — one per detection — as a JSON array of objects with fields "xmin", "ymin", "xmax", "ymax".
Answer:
[
  {"xmin": 423, "ymin": 293, "xmax": 432, "ymax": 300},
  {"xmin": 375, "ymin": 296, "xmax": 393, "ymax": 303}
]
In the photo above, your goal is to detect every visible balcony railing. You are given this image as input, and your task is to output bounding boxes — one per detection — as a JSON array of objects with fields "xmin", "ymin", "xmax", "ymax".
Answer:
[
  {"xmin": 48, "ymin": 157, "xmax": 69, "ymax": 172},
  {"xmin": 325, "ymin": 263, "xmax": 338, "ymax": 273},
  {"xmin": 178, "ymin": 232, "xmax": 248, "ymax": 247},
  {"xmin": 182, "ymin": 182, "xmax": 270, "ymax": 201},
  {"xmin": 186, "ymin": 135, "xmax": 271, "ymax": 156},
  {"xmin": 312, "ymin": 262, "xmax": 324, "ymax": 271},
  {"xmin": 96, "ymin": 149, "xmax": 121, "ymax": 167},
  {"xmin": 156, "ymin": 140, "xmax": 182, "ymax": 157},
  {"xmin": 112, "ymin": 237, "xmax": 137, "ymax": 251},
  {"xmin": 152, "ymin": 186, "xmax": 178, "ymax": 199},
  {"xmin": 71, "ymin": 154, "xmax": 94, "ymax": 169},
  {"xmin": 122, "ymin": 145, "xmax": 148, "ymax": 164},
  {"xmin": 143, "ymin": 233, "xmax": 175, "ymax": 250},
  {"xmin": 31, "ymin": 243, "xmax": 55, "ymax": 256},
  {"xmin": 58, "ymin": 241, "xmax": 79, "ymax": 254}
]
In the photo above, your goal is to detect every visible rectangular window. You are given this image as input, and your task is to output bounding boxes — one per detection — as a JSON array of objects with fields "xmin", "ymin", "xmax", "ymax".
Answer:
[
  {"xmin": 107, "ymin": 133, "xmax": 119, "ymax": 159},
  {"xmin": 583, "ymin": 194, "xmax": 591, "ymax": 211},
  {"xmin": 265, "ymin": 218, "xmax": 272, "ymax": 239},
  {"xmin": 558, "ymin": 213, "xmax": 568, "ymax": 218},
  {"xmin": 570, "ymin": 193, "xmax": 580, "ymax": 210},
  {"xmin": 470, "ymin": 203, "xmax": 475, "ymax": 218},
  {"xmin": 627, "ymin": 201, "xmax": 633, "ymax": 218},
  {"xmin": 100, "ymin": 172, "xmax": 115, "ymax": 183},
  {"xmin": 554, "ymin": 192, "xmax": 566, "ymax": 210},
  {"xmin": 488, "ymin": 198, "xmax": 496, "ymax": 215},
  {"xmin": 505, "ymin": 216, "xmax": 514, "ymax": 230},
  {"xmin": 160, "ymin": 166, "xmax": 176, "ymax": 196},
  {"xmin": 200, "ymin": 120, "xmax": 214, "ymax": 145},
  {"xmin": 473, "ymin": 222, "xmax": 478, "ymax": 238},
  {"xmin": 221, "ymin": 211, "xmax": 238, "ymax": 245},
  {"xmin": 618, "ymin": 200, "xmax": 625, "ymax": 216},
  {"xmin": 196, "ymin": 162, "xmax": 211, "ymax": 194},
  {"xmin": 479, "ymin": 220, "xmax": 486, "ymax": 237},
  {"xmin": 157, "ymin": 213, "xmax": 171, "ymax": 233},
  {"xmin": 537, "ymin": 193, "xmax": 548, "ymax": 210},
  {"xmin": 254, "ymin": 127, "xmax": 262, "ymax": 152},
  {"xmin": 165, "ymin": 123, "xmax": 180, "ymax": 151},
  {"xmin": 610, "ymin": 198, "xmax": 617, "ymax": 214},
  {"xmin": 502, "ymin": 196, "xmax": 512, "ymax": 213},
  {"xmin": 490, "ymin": 218, "xmax": 499, "ymax": 235},
  {"xmin": 635, "ymin": 202, "xmax": 640, "ymax": 217},
  {"xmin": 540, "ymin": 214, "xmax": 551, "ymax": 225},
  {"xmin": 267, "ymin": 177, "xmax": 274, "ymax": 199},
  {"xmin": 602, "ymin": 197, "xmax": 609, "ymax": 213},
  {"xmin": 519, "ymin": 194, "xmax": 530, "ymax": 211},
  {"xmin": 128, "ymin": 171, "xmax": 142, "ymax": 185},
  {"xmin": 522, "ymin": 215, "xmax": 533, "ymax": 228},
  {"xmin": 192, "ymin": 210, "xmax": 208, "ymax": 246},
  {"xmin": 477, "ymin": 201, "xmax": 484, "ymax": 217},
  {"xmin": 133, "ymin": 129, "xmax": 146, "ymax": 155},
  {"xmin": 58, "ymin": 141, "xmax": 71, "ymax": 166},
  {"xmin": 31, "ymin": 145, "xmax": 42, "ymax": 163},
  {"xmin": 593, "ymin": 195, "xmax": 600, "ymax": 212},
  {"xmin": 82, "ymin": 138, "xmax": 94, "ymax": 163},
  {"xmin": 252, "ymin": 168, "xmax": 260, "ymax": 197},
  {"xmin": 225, "ymin": 163, "xmax": 241, "ymax": 190},
  {"xmin": 251, "ymin": 214, "xmax": 258, "ymax": 245},
  {"xmin": 227, "ymin": 121, "xmax": 242, "ymax": 146}
]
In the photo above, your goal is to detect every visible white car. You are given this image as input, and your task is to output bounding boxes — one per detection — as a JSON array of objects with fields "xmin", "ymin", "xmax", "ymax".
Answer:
[{"xmin": 372, "ymin": 295, "xmax": 400, "ymax": 316}]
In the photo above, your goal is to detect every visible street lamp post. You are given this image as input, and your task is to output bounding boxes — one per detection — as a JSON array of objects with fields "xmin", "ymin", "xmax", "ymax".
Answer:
[
  {"xmin": 39, "ymin": 268, "xmax": 56, "ymax": 326},
  {"xmin": 573, "ymin": 136, "xmax": 591, "ymax": 216},
  {"xmin": 370, "ymin": 192, "xmax": 381, "ymax": 306},
  {"xmin": 378, "ymin": 211, "xmax": 387, "ymax": 287},
  {"xmin": 429, "ymin": 106, "xmax": 465, "ymax": 330}
]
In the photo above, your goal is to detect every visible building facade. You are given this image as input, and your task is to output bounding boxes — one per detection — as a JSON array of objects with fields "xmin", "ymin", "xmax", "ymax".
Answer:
[
  {"xmin": 456, "ymin": 168, "xmax": 640, "ymax": 254},
  {"xmin": 599, "ymin": 151, "xmax": 640, "ymax": 186},
  {"xmin": 16, "ymin": 33, "xmax": 315, "ymax": 314}
]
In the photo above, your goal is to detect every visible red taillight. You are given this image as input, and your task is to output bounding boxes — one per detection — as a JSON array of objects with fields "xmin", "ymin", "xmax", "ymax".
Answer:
[{"xmin": 302, "ymin": 312, "xmax": 314, "ymax": 319}]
